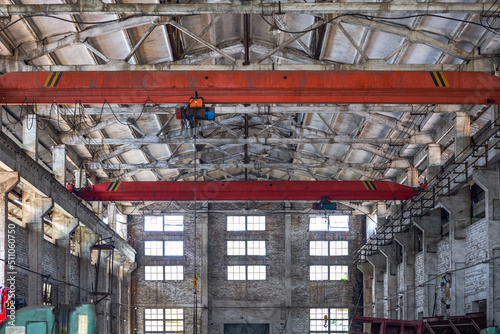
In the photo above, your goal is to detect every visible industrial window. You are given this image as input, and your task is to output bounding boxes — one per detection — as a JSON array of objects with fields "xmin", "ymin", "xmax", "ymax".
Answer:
[
  {"xmin": 227, "ymin": 240, "xmax": 266, "ymax": 256},
  {"xmin": 247, "ymin": 241, "xmax": 266, "ymax": 256},
  {"xmin": 310, "ymin": 265, "xmax": 329, "ymax": 281},
  {"xmin": 309, "ymin": 266, "xmax": 348, "ymax": 281},
  {"xmin": 330, "ymin": 266, "xmax": 349, "ymax": 281},
  {"xmin": 145, "ymin": 241, "xmax": 164, "ymax": 256},
  {"xmin": 227, "ymin": 216, "xmax": 265, "ymax": 231},
  {"xmin": 330, "ymin": 241, "xmax": 348, "ymax": 256},
  {"xmin": 43, "ymin": 283, "xmax": 52, "ymax": 305},
  {"xmin": 145, "ymin": 308, "xmax": 184, "ymax": 333},
  {"xmin": 145, "ymin": 266, "xmax": 164, "ymax": 281},
  {"xmin": 164, "ymin": 266, "xmax": 184, "ymax": 281},
  {"xmin": 310, "ymin": 241, "xmax": 348, "ymax": 256},
  {"xmin": 164, "ymin": 241, "xmax": 184, "ymax": 256},
  {"xmin": 227, "ymin": 265, "xmax": 266, "ymax": 280},
  {"xmin": 309, "ymin": 216, "xmax": 349, "ymax": 232},
  {"xmin": 227, "ymin": 241, "xmax": 246, "ymax": 255},
  {"xmin": 310, "ymin": 308, "xmax": 349, "ymax": 333},
  {"xmin": 310, "ymin": 241, "xmax": 329, "ymax": 256},
  {"xmin": 144, "ymin": 215, "xmax": 184, "ymax": 232}
]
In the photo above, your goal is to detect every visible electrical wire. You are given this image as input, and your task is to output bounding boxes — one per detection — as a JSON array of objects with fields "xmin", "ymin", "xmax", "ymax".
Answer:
[{"xmin": 261, "ymin": 12, "xmax": 500, "ymax": 36}]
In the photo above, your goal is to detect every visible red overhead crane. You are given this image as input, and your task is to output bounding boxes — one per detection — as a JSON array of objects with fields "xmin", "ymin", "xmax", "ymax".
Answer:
[
  {"xmin": 0, "ymin": 71, "xmax": 499, "ymax": 105},
  {"xmin": 74, "ymin": 181, "xmax": 418, "ymax": 202}
]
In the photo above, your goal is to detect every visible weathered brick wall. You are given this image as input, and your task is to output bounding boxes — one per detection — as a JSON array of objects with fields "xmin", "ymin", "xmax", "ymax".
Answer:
[
  {"xmin": 436, "ymin": 238, "xmax": 450, "ymax": 316},
  {"xmin": 131, "ymin": 207, "xmax": 364, "ymax": 334},
  {"xmin": 414, "ymin": 252, "xmax": 424, "ymax": 318}
]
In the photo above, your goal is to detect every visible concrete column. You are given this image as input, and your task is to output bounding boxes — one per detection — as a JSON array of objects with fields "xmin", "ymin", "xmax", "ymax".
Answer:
[
  {"xmin": 367, "ymin": 253, "xmax": 386, "ymax": 318},
  {"xmin": 123, "ymin": 260, "xmax": 136, "ymax": 334},
  {"xmin": 380, "ymin": 244, "xmax": 398, "ymax": 319},
  {"xmin": 428, "ymin": 144, "xmax": 442, "ymax": 181},
  {"xmin": 407, "ymin": 167, "xmax": 419, "ymax": 188},
  {"xmin": 200, "ymin": 206, "xmax": 209, "ymax": 334},
  {"xmin": 52, "ymin": 144, "xmax": 66, "ymax": 185},
  {"xmin": 0, "ymin": 172, "xmax": 19, "ymax": 285},
  {"xmin": 23, "ymin": 114, "xmax": 37, "ymax": 161},
  {"xmin": 357, "ymin": 262, "xmax": 373, "ymax": 331},
  {"xmin": 493, "ymin": 105, "xmax": 500, "ymax": 127},
  {"xmin": 455, "ymin": 112, "xmax": 471, "ymax": 158},
  {"xmin": 79, "ymin": 227, "xmax": 98, "ymax": 304},
  {"xmin": 52, "ymin": 210, "xmax": 78, "ymax": 304},
  {"xmin": 376, "ymin": 202, "xmax": 387, "ymax": 229},
  {"xmin": 439, "ymin": 186, "xmax": 471, "ymax": 316},
  {"xmin": 394, "ymin": 230, "xmax": 417, "ymax": 320},
  {"xmin": 107, "ymin": 203, "xmax": 117, "ymax": 231},
  {"xmin": 284, "ymin": 204, "xmax": 292, "ymax": 334},
  {"xmin": 22, "ymin": 190, "xmax": 53, "ymax": 306},
  {"xmin": 92, "ymin": 201, "xmax": 103, "ymax": 220},
  {"xmin": 414, "ymin": 209, "xmax": 441, "ymax": 318},
  {"xmin": 474, "ymin": 168, "xmax": 500, "ymax": 327}
]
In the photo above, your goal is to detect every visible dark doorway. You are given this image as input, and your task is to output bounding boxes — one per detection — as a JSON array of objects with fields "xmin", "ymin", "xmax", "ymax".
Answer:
[{"xmin": 224, "ymin": 324, "xmax": 270, "ymax": 334}]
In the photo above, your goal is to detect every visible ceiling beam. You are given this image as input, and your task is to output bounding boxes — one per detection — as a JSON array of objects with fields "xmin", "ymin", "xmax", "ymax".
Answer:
[
  {"xmin": 0, "ymin": 2, "xmax": 496, "ymax": 15},
  {"xmin": 61, "ymin": 133, "xmax": 434, "ymax": 145},
  {"xmin": 1, "ymin": 71, "xmax": 499, "ymax": 105},
  {"xmin": 2, "ymin": 59, "xmax": 494, "ymax": 73}
]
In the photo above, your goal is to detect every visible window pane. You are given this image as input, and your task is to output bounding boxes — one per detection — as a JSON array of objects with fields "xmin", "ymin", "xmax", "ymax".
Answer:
[
  {"xmin": 247, "ymin": 265, "xmax": 266, "ymax": 280},
  {"xmin": 144, "ymin": 216, "xmax": 163, "ymax": 231},
  {"xmin": 165, "ymin": 308, "xmax": 184, "ymax": 332},
  {"xmin": 164, "ymin": 215, "xmax": 184, "ymax": 232},
  {"xmin": 145, "ymin": 320, "xmax": 163, "ymax": 332},
  {"xmin": 227, "ymin": 241, "xmax": 246, "ymax": 256},
  {"xmin": 247, "ymin": 216, "xmax": 265, "ymax": 231},
  {"xmin": 227, "ymin": 266, "xmax": 246, "ymax": 280},
  {"xmin": 247, "ymin": 241, "xmax": 266, "ymax": 256},
  {"xmin": 330, "ymin": 241, "xmax": 348, "ymax": 256},
  {"xmin": 330, "ymin": 308, "xmax": 349, "ymax": 332},
  {"xmin": 310, "ymin": 265, "xmax": 328, "ymax": 281},
  {"xmin": 310, "ymin": 308, "xmax": 329, "ymax": 332},
  {"xmin": 145, "ymin": 241, "xmax": 163, "ymax": 256},
  {"xmin": 330, "ymin": 265, "xmax": 349, "ymax": 281},
  {"xmin": 309, "ymin": 217, "xmax": 329, "ymax": 231},
  {"xmin": 310, "ymin": 241, "xmax": 328, "ymax": 256},
  {"xmin": 329, "ymin": 216, "xmax": 349, "ymax": 231},
  {"xmin": 145, "ymin": 266, "xmax": 163, "ymax": 280},
  {"xmin": 227, "ymin": 216, "xmax": 246, "ymax": 231},
  {"xmin": 145, "ymin": 309, "xmax": 163, "ymax": 320},
  {"xmin": 164, "ymin": 241, "xmax": 184, "ymax": 256},
  {"xmin": 164, "ymin": 266, "xmax": 184, "ymax": 280}
]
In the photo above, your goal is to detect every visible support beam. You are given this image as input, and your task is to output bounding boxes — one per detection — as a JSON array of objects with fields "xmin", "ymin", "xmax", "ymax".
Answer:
[
  {"xmin": 75, "ymin": 180, "xmax": 417, "ymax": 202},
  {"xmin": 52, "ymin": 144, "xmax": 66, "ymax": 185},
  {"xmin": 428, "ymin": 144, "xmax": 442, "ymax": 181},
  {"xmin": 0, "ymin": 129, "xmax": 135, "ymax": 262},
  {"xmin": 23, "ymin": 114, "xmax": 37, "ymax": 161},
  {"xmin": 1, "ymin": 71, "xmax": 500, "ymax": 105},
  {"xmin": 0, "ymin": 172, "xmax": 19, "ymax": 285},
  {"xmin": 22, "ymin": 190, "xmax": 53, "ymax": 306},
  {"xmin": 62, "ymin": 134, "xmax": 434, "ymax": 146},
  {"xmin": 455, "ymin": 112, "xmax": 471, "ymax": 158},
  {"xmin": 0, "ymin": 3, "xmax": 496, "ymax": 15}
]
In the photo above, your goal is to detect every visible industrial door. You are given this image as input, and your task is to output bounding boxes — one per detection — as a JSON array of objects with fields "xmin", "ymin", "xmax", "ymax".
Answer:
[{"xmin": 224, "ymin": 324, "xmax": 270, "ymax": 334}]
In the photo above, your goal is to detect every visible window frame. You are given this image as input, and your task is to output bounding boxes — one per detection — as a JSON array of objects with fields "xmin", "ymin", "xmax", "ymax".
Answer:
[
  {"xmin": 227, "ymin": 216, "xmax": 266, "ymax": 231},
  {"xmin": 227, "ymin": 265, "xmax": 266, "ymax": 281},
  {"xmin": 309, "ymin": 241, "xmax": 348, "ymax": 256},
  {"xmin": 227, "ymin": 240, "xmax": 266, "ymax": 256},
  {"xmin": 310, "ymin": 308, "xmax": 349, "ymax": 333},
  {"xmin": 309, "ymin": 265, "xmax": 349, "ymax": 281},
  {"xmin": 309, "ymin": 216, "xmax": 349, "ymax": 232},
  {"xmin": 144, "ymin": 215, "xmax": 184, "ymax": 232},
  {"xmin": 145, "ymin": 308, "xmax": 184, "ymax": 333}
]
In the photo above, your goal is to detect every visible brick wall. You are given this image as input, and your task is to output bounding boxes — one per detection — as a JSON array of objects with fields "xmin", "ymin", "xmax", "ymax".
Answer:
[{"xmin": 130, "ymin": 206, "xmax": 364, "ymax": 334}]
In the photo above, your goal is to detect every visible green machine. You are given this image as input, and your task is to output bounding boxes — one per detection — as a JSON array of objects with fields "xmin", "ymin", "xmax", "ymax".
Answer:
[{"xmin": 0, "ymin": 304, "xmax": 97, "ymax": 334}]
